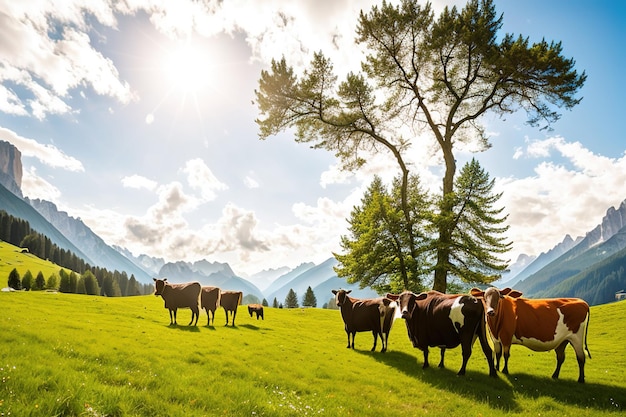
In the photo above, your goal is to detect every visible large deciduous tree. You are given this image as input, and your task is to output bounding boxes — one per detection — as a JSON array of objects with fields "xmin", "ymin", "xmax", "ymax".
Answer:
[{"xmin": 255, "ymin": 0, "xmax": 585, "ymax": 292}]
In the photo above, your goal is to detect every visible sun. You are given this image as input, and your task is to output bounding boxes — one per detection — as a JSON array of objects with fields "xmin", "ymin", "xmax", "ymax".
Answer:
[{"xmin": 160, "ymin": 40, "xmax": 215, "ymax": 94}]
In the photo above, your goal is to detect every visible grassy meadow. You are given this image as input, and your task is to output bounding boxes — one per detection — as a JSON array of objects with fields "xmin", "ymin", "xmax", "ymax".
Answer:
[
  {"xmin": 0, "ymin": 241, "xmax": 70, "ymax": 283},
  {"xmin": 0, "ymin": 291, "xmax": 624, "ymax": 416}
]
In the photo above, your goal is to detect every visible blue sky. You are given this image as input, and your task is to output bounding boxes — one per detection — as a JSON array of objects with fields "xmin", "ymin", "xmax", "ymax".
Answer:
[{"xmin": 0, "ymin": 0, "xmax": 624, "ymax": 277}]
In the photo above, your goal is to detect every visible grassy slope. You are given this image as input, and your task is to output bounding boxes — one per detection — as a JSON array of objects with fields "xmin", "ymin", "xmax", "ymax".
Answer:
[
  {"xmin": 0, "ymin": 292, "xmax": 624, "ymax": 417},
  {"xmin": 0, "ymin": 241, "xmax": 69, "ymax": 286}
]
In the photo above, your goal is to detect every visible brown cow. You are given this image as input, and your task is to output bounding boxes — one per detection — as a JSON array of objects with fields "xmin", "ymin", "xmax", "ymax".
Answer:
[
  {"xmin": 201, "ymin": 286, "xmax": 221, "ymax": 326},
  {"xmin": 470, "ymin": 287, "xmax": 591, "ymax": 383},
  {"xmin": 387, "ymin": 291, "xmax": 496, "ymax": 377},
  {"xmin": 220, "ymin": 290, "xmax": 242, "ymax": 326},
  {"xmin": 248, "ymin": 304, "xmax": 264, "ymax": 320},
  {"xmin": 153, "ymin": 278, "xmax": 201, "ymax": 326},
  {"xmin": 332, "ymin": 289, "xmax": 396, "ymax": 353}
]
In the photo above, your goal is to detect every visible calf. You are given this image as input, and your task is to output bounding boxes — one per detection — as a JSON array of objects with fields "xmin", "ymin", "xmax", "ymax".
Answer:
[
  {"xmin": 153, "ymin": 278, "xmax": 201, "ymax": 326},
  {"xmin": 387, "ymin": 291, "xmax": 496, "ymax": 376},
  {"xmin": 331, "ymin": 289, "xmax": 396, "ymax": 353},
  {"xmin": 201, "ymin": 286, "xmax": 221, "ymax": 326},
  {"xmin": 248, "ymin": 304, "xmax": 264, "ymax": 320},
  {"xmin": 220, "ymin": 290, "xmax": 242, "ymax": 326},
  {"xmin": 470, "ymin": 287, "xmax": 591, "ymax": 383}
]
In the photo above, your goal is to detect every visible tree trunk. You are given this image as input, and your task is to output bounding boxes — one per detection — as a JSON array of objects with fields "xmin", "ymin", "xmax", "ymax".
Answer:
[{"xmin": 432, "ymin": 142, "xmax": 456, "ymax": 293}]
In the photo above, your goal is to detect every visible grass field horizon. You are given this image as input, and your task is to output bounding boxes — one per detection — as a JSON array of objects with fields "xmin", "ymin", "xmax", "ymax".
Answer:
[{"xmin": 1, "ymin": 291, "xmax": 625, "ymax": 416}]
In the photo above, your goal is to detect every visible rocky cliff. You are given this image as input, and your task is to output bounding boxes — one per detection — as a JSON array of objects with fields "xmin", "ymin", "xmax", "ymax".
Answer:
[{"xmin": 0, "ymin": 140, "xmax": 22, "ymax": 197}]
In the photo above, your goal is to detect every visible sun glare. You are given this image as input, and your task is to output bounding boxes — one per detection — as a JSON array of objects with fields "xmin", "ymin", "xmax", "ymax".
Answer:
[{"xmin": 161, "ymin": 41, "xmax": 215, "ymax": 94}]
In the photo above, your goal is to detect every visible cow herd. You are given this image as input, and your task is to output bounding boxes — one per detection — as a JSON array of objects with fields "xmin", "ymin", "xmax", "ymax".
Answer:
[{"xmin": 153, "ymin": 277, "xmax": 591, "ymax": 383}]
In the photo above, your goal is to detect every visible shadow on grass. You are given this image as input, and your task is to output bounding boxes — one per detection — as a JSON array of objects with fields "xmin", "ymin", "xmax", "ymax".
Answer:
[
  {"xmin": 240, "ymin": 324, "xmax": 261, "ymax": 331},
  {"xmin": 358, "ymin": 349, "xmax": 626, "ymax": 413},
  {"xmin": 165, "ymin": 324, "xmax": 201, "ymax": 333}
]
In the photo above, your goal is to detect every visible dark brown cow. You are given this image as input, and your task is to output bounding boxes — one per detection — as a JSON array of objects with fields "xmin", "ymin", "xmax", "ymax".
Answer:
[
  {"xmin": 220, "ymin": 290, "xmax": 242, "ymax": 326},
  {"xmin": 248, "ymin": 304, "xmax": 264, "ymax": 320},
  {"xmin": 387, "ymin": 291, "xmax": 496, "ymax": 376},
  {"xmin": 470, "ymin": 287, "xmax": 591, "ymax": 383},
  {"xmin": 201, "ymin": 286, "xmax": 221, "ymax": 326},
  {"xmin": 332, "ymin": 289, "xmax": 397, "ymax": 353},
  {"xmin": 153, "ymin": 278, "xmax": 201, "ymax": 326}
]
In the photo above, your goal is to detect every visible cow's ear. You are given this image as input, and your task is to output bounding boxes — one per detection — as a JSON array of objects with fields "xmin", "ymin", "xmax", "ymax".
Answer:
[
  {"xmin": 346, "ymin": 290, "xmax": 352, "ymax": 295},
  {"xmin": 500, "ymin": 287, "xmax": 512, "ymax": 296},
  {"xmin": 386, "ymin": 293, "xmax": 399, "ymax": 301},
  {"xmin": 331, "ymin": 290, "xmax": 338, "ymax": 295},
  {"xmin": 163, "ymin": 278, "xmax": 168, "ymax": 282},
  {"xmin": 470, "ymin": 288, "xmax": 484, "ymax": 298},
  {"xmin": 508, "ymin": 290, "xmax": 523, "ymax": 298},
  {"xmin": 415, "ymin": 292, "xmax": 428, "ymax": 301},
  {"xmin": 153, "ymin": 278, "xmax": 157, "ymax": 282}
]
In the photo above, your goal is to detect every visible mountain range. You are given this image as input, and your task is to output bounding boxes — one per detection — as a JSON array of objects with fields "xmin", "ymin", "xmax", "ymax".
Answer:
[{"xmin": 1, "ymin": 139, "xmax": 626, "ymax": 305}]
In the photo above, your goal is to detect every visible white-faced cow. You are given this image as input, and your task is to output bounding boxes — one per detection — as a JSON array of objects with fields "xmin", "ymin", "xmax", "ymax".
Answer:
[
  {"xmin": 331, "ymin": 289, "xmax": 397, "ymax": 353},
  {"xmin": 470, "ymin": 287, "xmax": 591, "ymax": 383},
  {"xmin": 201, "ymin": 286, "xmax": 221, "ymax": 326},
  {"xmin": 386, "ymin": 291, "xmax": 496, "ymax": 377},
  {"xmin": 248, "ymin": 304, "xmax": 264, "ymax": 320},
  {"xmin": 220, "ymin": 290, "xmax": 242, "ymax": 326},
  {"xmin": 153, "ymin": 278, "xmax": 201, "ymax": 326}
]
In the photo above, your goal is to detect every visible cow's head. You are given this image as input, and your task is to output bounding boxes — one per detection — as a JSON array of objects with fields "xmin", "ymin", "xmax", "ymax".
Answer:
[
  {"xmin": 386, "ymin": 291, "xmax": 427, "ymax": 320},
  {"xmin": 470, "ymin": 287, "xmax": 523, "ymax": 317},
  {"xmin": 331, "ymin": 289, "xmax": 352, "ymax": 307},
  {"xmin": 153, "ymin": 278, "xmax": 168, "ymax": 296}
]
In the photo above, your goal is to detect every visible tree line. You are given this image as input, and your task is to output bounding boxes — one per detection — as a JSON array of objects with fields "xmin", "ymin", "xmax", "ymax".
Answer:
[{"xmin": 1, "ymin": 210, "xmax": 153, "ymax": 296}]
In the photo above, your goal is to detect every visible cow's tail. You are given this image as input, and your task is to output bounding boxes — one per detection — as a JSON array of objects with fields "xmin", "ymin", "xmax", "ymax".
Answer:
[
  {"xmin": 584, "ymin": 310, "xmax": 592, "ymax": 359},
  {"xmin": 215, "ymin": 289, "xmax": 222, "ymax": 311},
  {"xmin": 237, "ymin": 292, "xmax": 242, "ymax": 306}
]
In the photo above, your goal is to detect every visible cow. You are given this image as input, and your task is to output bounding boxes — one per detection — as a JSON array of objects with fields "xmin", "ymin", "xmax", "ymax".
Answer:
[
  {"xmin": 248, "ymin": 304, "xmax": 264, "ymax": 320},
  {"xmin": 470, "ymin": 287, "xmax": 591, "ymax": 383},
  {"xmin": 331, "ymin": 289, "xmax": 397, "ymax": 353},
  {"xmin": 220, "ymin": 290, "xmax": 242, "ymax": 326},
  {"xmin": 153, "ymin": 278, "xmax": 201, "ymax": 326},
  {"xmin": 201, "ymin": 286, "xmax": 221, "ymax": 326},
  {"xmin": 386, "ymin": 291, "xmax": 496, "ymax": 377}
]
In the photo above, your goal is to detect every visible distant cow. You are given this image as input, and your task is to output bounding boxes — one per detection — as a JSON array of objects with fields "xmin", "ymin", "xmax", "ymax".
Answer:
[
  {"xmin": 201, "ymin": 286, "xmax": 221, "ymax": 326},
  {"xmin": 248, "ymin": 304, "xmax": 264, "ymax": 320},
  {"xmin": 220, "ymin": 290, "xmax": 242, "ymax": 326},
  {"xmin": 331, "ymin": 289, "xmax": 396, "ymax": 353},
  {"xmin": 470, "ymin": 287, "xmax": 591, "ymax": 383},
  {"xmin": 387, "ymin": 291, "xmax": 496, "ymax": 376},
  {"xmin": 153, "ymin": 278, "xmax": 201, "ymax": 326}
]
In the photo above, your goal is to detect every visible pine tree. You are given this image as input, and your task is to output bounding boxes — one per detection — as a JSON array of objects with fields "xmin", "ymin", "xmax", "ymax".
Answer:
[
  {"xmin": 34, "ymin": 271, "xmax": 46, "ymax": 290},
  {"xmin": 262, "ymin": 298, "xmax": 268, "ymax": 307},
  {"xmin": 302, "ymin": 286, "xmax": 317, "ymax": 307},
  {"xmin": 21, "ymin": 270, "xmax": 33, "ymax": 291},
  {"xmin": 7, "ymin": 268, "xmax": 21, "ymax": 290},
  {"xmin": 284, "ymin": 289, "xmax": 299, "ymax": 308},
  {"xmin": 272, "ymin": 297, "xmax": 279, "ymax": 308}
]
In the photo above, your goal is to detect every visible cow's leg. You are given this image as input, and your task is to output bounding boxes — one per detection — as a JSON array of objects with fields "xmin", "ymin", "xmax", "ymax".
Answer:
[
  {"xmin": 570, "ymin": 338, "xmax": 587, "ymax": 383},
  {"xmin": 438, "ymin": 348, "xmax": 445, "ymax": 368},
  {"xmin": 224, "ymin": 308, "xmax": 229, "ymax": 326},
  {"xmin": 458, "ymin": 341, "xmax": 472, "ymax": 376},
  {"xmin": 350, "ymin": 331, "xmax": 356, "ymax": 349},
  {"xmin": 422, "ymin": 348, "xmax": 430, "ymax": 369},
  {"xmin": 493, "ymin": 340, "xmax": 503, "ymax": 371},
  {"xmin": 477, "ymin": 324, "xmax": 497, "ymax": 377},
  {"xmin": 371, "ymin": 331, "xmax": 378, "ymax": 351},
  {"xmin": 168, "ymin": 309, "xmax": 175, "ymax": 325},
  {"xmin": 381, "ymin": 332, "xmax": 388, "ymax": 353},
  {"xmin": 552, "ymin": 341, "xmax": 568, "ymax": 380},
  {"xmin": 190, "ymin": 306, "xmax": 199, "ymax": 326},
  {"xmin": 502, "ymin": 345, "xmax": 511, "ymax": 374},
  {"xmin": 232, "ymin": 309, "xmax": 237, "ymax": 326}
]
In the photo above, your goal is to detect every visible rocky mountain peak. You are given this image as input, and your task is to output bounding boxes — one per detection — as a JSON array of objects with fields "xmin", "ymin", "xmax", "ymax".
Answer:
[
  {"xmin": 584, "ymin": 199, "xmax": 626, "ymax": 247},
  {"xmin": 0, "ymin": 140, "xmax": 22, "ymax": 197}
]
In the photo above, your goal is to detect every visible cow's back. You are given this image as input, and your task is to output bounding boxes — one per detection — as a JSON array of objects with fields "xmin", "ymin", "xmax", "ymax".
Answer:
[
  {"xmin": 201, "ymin": 286, "xmax": 221, "ymax": 310},
  {"xmin": 163, "ymin": 282, "xmax": 201, "ymax": 309},
  {"xmin": 220, "ymin": 291, "xmax": 242, "ymax": 311},
  {"xmin": 346, "ymin": 298, "xmax": 385, "ymax": 332}
]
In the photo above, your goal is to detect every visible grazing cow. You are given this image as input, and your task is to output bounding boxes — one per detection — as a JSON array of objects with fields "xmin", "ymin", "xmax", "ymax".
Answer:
[
  {"xmin": 470, "ymin": 287, "xmax": 591, "ymax": 383},
  {"xmin": 331, "ymin": 289, "xmax": 397, "ymax": 353},
  {"xmin": 201, "ymin": 286, "xmax": 221, "ymax": 326},
  {"xmin": 220, "ymin": 290, "xmax": 242, "ymax": 326},
  {"xmin": 386, "ymin": 291, "xmax": 496, "ymax": 376},
  {"xmin": 153, "ymin": 278, "xmax": 201, "ymax": 326},
  {"xmin": 248, "ymin": 304, "xmax": 264, "ymax": 320}
]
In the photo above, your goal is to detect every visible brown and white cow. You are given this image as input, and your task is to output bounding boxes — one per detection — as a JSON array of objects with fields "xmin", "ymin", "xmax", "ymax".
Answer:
[
  {"xmin": 387, "ymin": 291, "xmax": 496, "ymax": 377},
  {"xmin": 248, "ymin": 303, "xmax": 264, "ymax": 320},
  {"xmin": 332, "ymin": 289, "xmax": 396, "ymax": 353},
  {"xmin": 470, "ymin": 287, "xmax": 591, "ymax": 383},
  {"xmin": 220, "ymin": 290, "xmax": 243, "ymax": 326},
  {"xmin": 153, "ymin": 278, "xmax": 201, "ymax": 326},
  {"xmin": 201, "ymin": 286, "xmax": 221, "ymax": 326}
]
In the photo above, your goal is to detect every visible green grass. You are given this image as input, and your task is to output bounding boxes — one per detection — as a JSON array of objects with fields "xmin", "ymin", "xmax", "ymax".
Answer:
[
  {"xmin": 0, "ymin": 241, "xmax": 70, "ymax": 284},
  {"xmin": 0, "ymin": 291, "xmax": 625, "ymax": 416}
]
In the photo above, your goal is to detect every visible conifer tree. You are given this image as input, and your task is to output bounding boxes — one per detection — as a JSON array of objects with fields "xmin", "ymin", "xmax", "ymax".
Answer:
[
  {"xmin": 302, "ymin": 286, "xmax": 317, "ymax": 307},
  {"xmin": 284, "ymin": 289, "xmax": 299, "ymax": 308},
  {"xmin": 34, "ymin": 271, "xmax": 46, "ymax": 291},
  {"xmin": 7, "ymin": 268, "xmax": 21, "ymax": 290},
  {"xmin": 21, "ymin": 270, "xmax": 33, "ymax": 291}
]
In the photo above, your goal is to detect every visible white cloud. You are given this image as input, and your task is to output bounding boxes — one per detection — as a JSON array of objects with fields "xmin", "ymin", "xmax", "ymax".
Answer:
[
  {"xmin": 497, "ymin": 137, "xmax": 626, "ymax": 259},
  {"xmin": 21, "ymin": 166, "xmax": 61, "ymax": 201},
  {"xmin": 121, "ymin": 175, "xmax": 157, "ymax": 191},
  {"xmin": 244, "ymin": 174, "xmax": 260, "ymax": 189},
  {"xmin": 182, "ymin": 158, "xmax": 228, "ymax": 201},
  {"xmin": 0, "ymin": 126, "xmax": 84, "ymax": 171}
]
